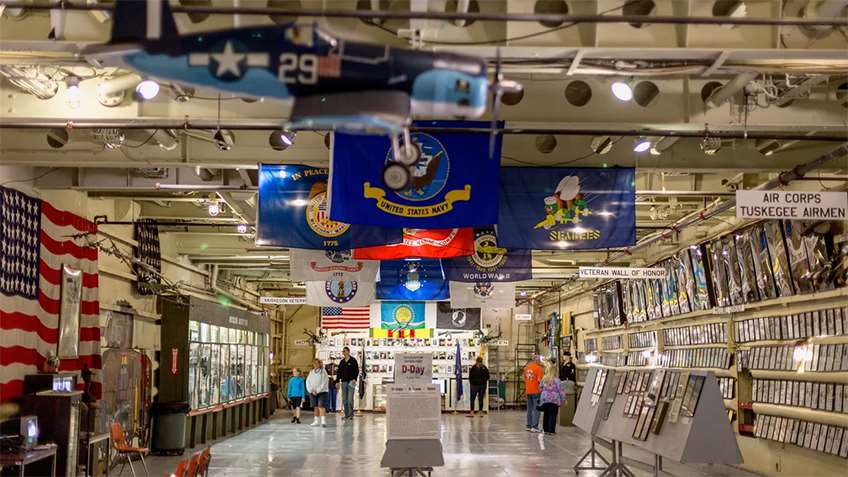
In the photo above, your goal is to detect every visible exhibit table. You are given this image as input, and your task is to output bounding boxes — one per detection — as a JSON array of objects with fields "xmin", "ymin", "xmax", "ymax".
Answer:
[{"xmin": 0, "ymin": 444, "xmax": 58, "ymax": 477}]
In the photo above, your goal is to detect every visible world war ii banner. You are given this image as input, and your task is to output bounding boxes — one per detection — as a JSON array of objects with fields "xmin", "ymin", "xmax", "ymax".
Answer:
[
  {"xmin": 257, "ymin": 164, "xmax": 402, "ymax": 250},
  {"xmin": 496, "ymin": 167, "xmax": 636, "ymax": 250},
  {"xmin": 328, "ymin": 121, "xmax": 501, "ymax": 228},
  {"xmin": 443, "ymin": 228, "xmax": 532, "ymax": 282}
]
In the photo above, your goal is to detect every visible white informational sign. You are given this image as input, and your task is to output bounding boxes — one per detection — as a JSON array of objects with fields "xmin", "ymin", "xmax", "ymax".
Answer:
[
  {"xmin": 578, "ymin": 266, "xmax": 667, "ymax": 280},
  {"xmin": 386, "ymin": 385, "xmax": 441, "ymax": 440},
  {"xmin": 394, "ymin": 352, "xmax": 433, "ymax": 386},
  {"xmin": 488, "ymin": 339, "xmax": 510, "ymax": 347},
  {"xmin": 515, "ymin": 313, "xmax": 532, "ymax": 321},
  {"xmin": 259, "ymin": 296, "xmax": 307, "ymax": 305},
  {"xmin": 713, "ymin": 304, "xmax": 745, "ymax": 315},
  {"xmin": 736, "ymin": 190, "xmax": 848, "ymax": 221}
]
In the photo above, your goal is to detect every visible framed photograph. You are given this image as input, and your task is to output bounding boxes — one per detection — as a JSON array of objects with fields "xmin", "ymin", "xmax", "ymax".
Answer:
[
  {"xmin": 681, "ymin": 375, "xmax": 705, "ymax": 418},
  {"xmin": 826, "ymin": 384, "xmax": 835, "ymax": 412},
  {"xmin": 804, "ymin": 421, "xmax": 814, "ymax": 449},
  {"xmin": 810, "ymin": 423, "xmax": 822, "ymax": 450},
  {"xmin": 818, "ymin": 425, "xmax": 830, "ymax": 453},
  {"xmin": 57, "ymin": 264, "xmax": 82, "ymax": 358},
  {"xmin": 836, "ymin": 384, "xmax": 844, "ymax": 413},
  {"xmin": 810, "ymin": 344, "xmax": 820, "ymax": 371},
  {"xmin": 796, "ymin": 421, "xmax": 808, "ymax": 445},
  {"xmin": 841, "ymin": 430, "xmax": 848, "ymax": 458},
  {"xmin": 831, "ymin": 427, "xmax": 844, "ymax": 455}
]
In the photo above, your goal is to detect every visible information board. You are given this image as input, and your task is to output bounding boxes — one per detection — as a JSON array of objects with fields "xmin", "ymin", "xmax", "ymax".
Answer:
[
  {"xmin": 736, "ymin": 190, "xmax": 847, "ymax": 220},
  {"xmin": 394, "ymin": 352, "xmax": 433, "ymax": 386}
]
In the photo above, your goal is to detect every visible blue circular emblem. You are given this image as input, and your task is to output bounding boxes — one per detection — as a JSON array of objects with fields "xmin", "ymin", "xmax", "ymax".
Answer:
[
  {"xmin": 385, "ymin": 133, "xmax": 450, "ymax": 201},
  {"xmin": 325, "ymin": 281, "xmax": 358, "ymax": 303},
  {"xmin": 399, "ymin": 262, "xmax": 426, "ymax": 292}
]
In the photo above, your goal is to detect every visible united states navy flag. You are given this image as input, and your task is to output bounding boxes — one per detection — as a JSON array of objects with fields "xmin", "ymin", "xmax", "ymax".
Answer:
[
  {"xmin": 328, "ymin": 121, "xmax": 501, "ymax": 228},
  {"xmin": 444, "ymin": 228, "xmax": 532, "ymax": 282},
  {"xmin": 257, "ymin": 164, "xmax": 402, "ymax": 250},
  {"xmin": 497, "ymin": 167, "xmax": 636, "ymax": 250},
  {"xmin": 376, "ymin": 259, "xmax": 449, "ymax": 301}
]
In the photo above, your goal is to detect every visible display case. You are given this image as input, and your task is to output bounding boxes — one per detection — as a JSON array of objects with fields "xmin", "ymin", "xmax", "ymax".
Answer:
[{"xmin": 160, "ymin": 297, "xmax": 269, "ymax": 409}]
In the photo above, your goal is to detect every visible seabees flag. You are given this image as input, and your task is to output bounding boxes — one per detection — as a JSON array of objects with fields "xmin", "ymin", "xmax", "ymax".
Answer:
[
  {"xmin": 290, "ymin": 249, "xmax": 379, "ymax": 281},
  {"xmin": 449, "ymin": 281, "xmax": 516, "ymax": 309},
  {"xmin": 305, "ymin": 280, "xmax": 375, "ymax": 307}
]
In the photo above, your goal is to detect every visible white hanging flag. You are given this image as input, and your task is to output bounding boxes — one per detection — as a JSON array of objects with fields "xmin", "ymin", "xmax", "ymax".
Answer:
[
  {"xmin": 305, "ymin": 280, "xmax": 376, "ymax": 307},
  {"xmin": 290, "ymin": 249, "xmax": 379, "ymax": 281},
  {"xmin": 449, "ymin": 281, "xmax": 516, "ymax": 309}
]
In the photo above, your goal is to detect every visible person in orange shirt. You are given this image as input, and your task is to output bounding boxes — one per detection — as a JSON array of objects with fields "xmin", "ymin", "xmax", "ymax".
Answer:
[{"xmin": 523, "ymin": 355, "xmax": 544, "ymax": 432}]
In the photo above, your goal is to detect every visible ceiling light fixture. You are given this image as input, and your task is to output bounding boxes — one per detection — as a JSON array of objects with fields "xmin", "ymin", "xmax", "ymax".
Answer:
[
  {"xmin": 213, "ymin": 129, "xmax": 235, "ymax": 151},
  {"xmin": 65, "ymin": 75, "xmax": 80, "ymax": 109},
  {"xmin": 590, "ymin": 136, "xmax": 614, "ymax": 155},
  {"xmin": 633, "ymin": 137, "xmax": 652, "ymax": 153},
  {"xmin": 208, "ymin": 201, "xmax": 220, "ymax": 216},
  {"xmin": 136, "ymin": 80, "xmax": 160, "ymax": 100},
  {"xmin": 755, "ymin": 139, "xmax": 780, "ymax": 156},
  {"xmin": 268, "ymin": 129, "xmax": 296, "ymax": 151},
  {"xmin": 237, "ymin": 223, "xmax": 248, "ymax": 234},
  {"xmin": 611, "ymin": 80, "xmax": 634, "ymax": 101}
]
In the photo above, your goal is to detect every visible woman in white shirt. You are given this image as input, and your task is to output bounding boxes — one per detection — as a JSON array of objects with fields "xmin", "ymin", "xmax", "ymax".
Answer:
[{"xmin": 305, "ymin": 358, "xmax": 330, "ymax": 427}]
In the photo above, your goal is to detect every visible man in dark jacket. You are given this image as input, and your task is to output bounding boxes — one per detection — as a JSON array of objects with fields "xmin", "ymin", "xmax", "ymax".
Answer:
[
  {"xmin": 468, "ymin": 357, "xmax": 490, "ymax": 417},
  {"xmin": 337, "ymin": 346, "xmax": 359, "ymax": 420},
  {"xmin": 559, "ymin": 353, "xmax": 577, "ymax": 383}
]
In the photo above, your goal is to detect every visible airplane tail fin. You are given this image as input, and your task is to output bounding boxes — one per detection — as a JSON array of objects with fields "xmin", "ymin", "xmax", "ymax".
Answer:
[{"xmin": 110, "ymin": 0, "xmax": 179, "ymax": 45}]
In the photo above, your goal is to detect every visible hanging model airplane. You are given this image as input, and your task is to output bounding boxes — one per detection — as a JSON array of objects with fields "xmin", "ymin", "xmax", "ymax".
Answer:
[{"xmin": 85, "ymin": 0, "xmax": 521, "ymax": 190}]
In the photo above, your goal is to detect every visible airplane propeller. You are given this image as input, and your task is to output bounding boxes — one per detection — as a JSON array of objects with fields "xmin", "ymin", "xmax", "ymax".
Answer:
[{"xmin": 488, "ymin": 47, "xmax": 522, "ymax": 159}]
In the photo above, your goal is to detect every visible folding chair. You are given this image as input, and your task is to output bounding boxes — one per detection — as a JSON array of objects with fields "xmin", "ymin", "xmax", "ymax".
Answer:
[
  {"xmin": 196, "ymin": 447, "xmax": 211, "ymax": 477},
  {"xmin": 111, "ymin": 421, "xmax": 151, "ymax": 477},
  {"xmin": 168, "ymin": 459, "xmax": 189, "ymax": 477}
]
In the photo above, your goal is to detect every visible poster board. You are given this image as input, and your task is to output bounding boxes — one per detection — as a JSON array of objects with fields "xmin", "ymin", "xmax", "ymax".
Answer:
[{"xmin": 385, "ymin": 384, "xmax": 441, "ymax": 440}]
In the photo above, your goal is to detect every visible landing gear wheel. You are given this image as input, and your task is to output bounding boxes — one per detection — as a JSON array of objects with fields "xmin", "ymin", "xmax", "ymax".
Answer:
[
  {"xmin": 395, "ymin": 141, "xmax": 420, "ymax": 166},
  {"xmin": 383, "ymin": 163, "xmax": 411, "ymax": 191}
]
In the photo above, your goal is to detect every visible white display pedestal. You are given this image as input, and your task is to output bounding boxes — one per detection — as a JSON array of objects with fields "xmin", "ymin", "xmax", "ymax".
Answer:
[{"xmin": 380, "ymin": 384, "xmax": 444, "ymax": 475}]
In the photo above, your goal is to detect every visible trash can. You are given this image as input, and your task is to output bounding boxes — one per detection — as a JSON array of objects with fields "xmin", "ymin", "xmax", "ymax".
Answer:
[{"xmin": 150, "ymin": 401, "xmax": 190, "ymax": 455}]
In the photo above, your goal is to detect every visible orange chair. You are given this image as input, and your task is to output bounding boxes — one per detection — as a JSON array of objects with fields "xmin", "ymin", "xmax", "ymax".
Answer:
[
  {"xmin": 196, "ymin": 447, "xmax": 211, "ymax": 477},
  {"xmin": 185, "ymin": 452, "xmax": 201, "ymax": 477},
  {"xmin": 110, "ymin": 421, "xmax": 151, "ymax": 477},
  {"xmin": 167, "ymin": 459, "xmax": 189, "ymax": 477}
]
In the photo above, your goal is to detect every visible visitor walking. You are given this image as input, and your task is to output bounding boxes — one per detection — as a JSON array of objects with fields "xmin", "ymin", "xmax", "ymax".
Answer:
[
  {"xmin": 325, "ymin": 358, "xmax": 338, "ymax": 413},
  {"xmin": 523, "ymin": 355, "xmax": 544, "ymax": 432},
  {"xmin": 286, "ymin": 368, "xmax": 305, "ymax": 424},
  {"xmin": 337, "ymin": 346, "xmax": 359, "ymax": 420},
  {"xmin": 306, "ymin": 359, "xmax": 329, "ymax": 428},
  {"xmin": 540, "ymin": 360, "xmax": 566, "ymax": 435},
  {"xmin": 468, "ymin": 357, "xmax": 490, "ymax": 417}
]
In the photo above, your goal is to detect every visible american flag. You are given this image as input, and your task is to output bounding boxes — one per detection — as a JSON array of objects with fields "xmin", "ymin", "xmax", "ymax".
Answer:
[
  {"xmin": 321, "ymin": 306, "xmax": 370, "ymax": 329},
  {"xmin": 0, "ymin": 186, "xmax": 101, "ymax": 403}
]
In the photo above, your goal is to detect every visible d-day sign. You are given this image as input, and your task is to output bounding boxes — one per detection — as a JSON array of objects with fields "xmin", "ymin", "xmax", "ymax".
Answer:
[
  {"xmin": 394, "ymin": 352, "xmax": 433, "ymax": 386},
  {"xmin": 578, "ymin": 267, "xmax": 668, "ymax": 279},
  {"xmin": 736, "ymin": 190, "xmax": 847, "ymax": 221}
]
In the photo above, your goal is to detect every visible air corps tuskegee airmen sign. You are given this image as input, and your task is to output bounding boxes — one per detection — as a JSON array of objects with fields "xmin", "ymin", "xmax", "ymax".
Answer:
[{"xmin": 496, "ymin": 167, "xmax": 636, "ymax": 250}]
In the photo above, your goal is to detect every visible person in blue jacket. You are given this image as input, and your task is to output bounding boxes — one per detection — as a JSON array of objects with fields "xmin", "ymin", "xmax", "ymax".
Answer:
[{"xmin": 287, "ymin": 368, "xmax": 306, "ymax": 424}]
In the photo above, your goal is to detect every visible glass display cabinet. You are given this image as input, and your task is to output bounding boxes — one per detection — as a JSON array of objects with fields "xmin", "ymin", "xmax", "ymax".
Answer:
[{"xmin": 160, "ymin": 297, "xmax": 269, "ymax": 409}]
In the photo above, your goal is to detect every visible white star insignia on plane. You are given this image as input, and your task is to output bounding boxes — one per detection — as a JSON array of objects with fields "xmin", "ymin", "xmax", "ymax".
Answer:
[{"xmin": 211, "ymin": 41, "xmax": 246, "ymax": 77}]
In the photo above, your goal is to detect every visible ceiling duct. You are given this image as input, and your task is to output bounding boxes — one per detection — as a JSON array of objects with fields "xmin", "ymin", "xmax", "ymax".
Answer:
[
  {"xmin": 705, "ymin": 72, "xmax": 759, "ymax": 108},
  {"xmin": 802, "ymin": 0, "xmax": 848, "ymax": 36}
]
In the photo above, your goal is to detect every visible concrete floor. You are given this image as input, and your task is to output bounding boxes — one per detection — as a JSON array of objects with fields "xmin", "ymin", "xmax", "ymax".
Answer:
[{"xmin": 141, "ymin": 410, "xmax": 760, "ymax": 477}]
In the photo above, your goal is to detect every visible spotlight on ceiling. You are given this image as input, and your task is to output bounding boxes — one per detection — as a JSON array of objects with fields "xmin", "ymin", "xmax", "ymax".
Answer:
[
  {"xmin": 649, "ymin": 136, "xmax": 679, "ymax": 156},
  {"xmin": 701, "ymin": 136, "xmax": 722, "ymax": 155},
  {"xmin": 268, "ymin": 129, "xmax": 296, "ymax": 151},
  {"xmin": 213, "ymin": 129, "xmax": 235, "ymax": 151},
  {"xmin": 135, "ymin": 80, "xmax": 160, "ymax": 100},
  {"xmin": 208, "ymin": 201, "xmax": 220, "ymax": 217},
  {"xmin": 611, "ymin": 80, "xmax": 634, "ymax": 101},
  {"xmin": 590, "ymin": 136, "xmax": 615, "ymax": 155},
  {"xmin": 633, "ymin": 137, "xmax": 652, "ymax": 153},
  {"xmin": 65, "ymin": 75, "xmax": 80, "ymax": 109},
  {"xmin": 755, "ymin": 139, "xmax": 780, "ymax": 156},
  {"xmin": 237, "ymin": 223, "xmax": 248, "ymax": 234}
]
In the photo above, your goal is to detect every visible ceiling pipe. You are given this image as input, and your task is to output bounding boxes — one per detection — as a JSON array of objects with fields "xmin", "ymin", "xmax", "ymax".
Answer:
[
  {"xmin": 1, "ymin": 119, "xmax": 845, "ymax": 142},
  {"xmin": 208, "ymin": 264, "xmax": 262, "ymax": 311},
  {"xmin": 7, "ymin": 2, "xmax": 848, "ymax": 27},
  {"xmin": 528, "ymin": 142, "xmax": 848, "ymax": 305}
]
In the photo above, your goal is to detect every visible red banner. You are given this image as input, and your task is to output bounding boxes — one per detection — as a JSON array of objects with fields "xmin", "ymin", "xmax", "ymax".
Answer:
[{"xmin": 353, "ymin": 228, "xmax": 474, "ymax": 259}]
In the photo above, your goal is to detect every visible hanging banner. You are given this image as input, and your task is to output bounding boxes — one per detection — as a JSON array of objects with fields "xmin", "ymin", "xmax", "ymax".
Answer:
[
  {"xmin": 305, "ymin": 280, "xmax": 375, "ymax": 307},
  {"xmin": 736, "ymin": 190, "xmax": 848, "ymax": 221},
  {"xmin": 380, "ymin": 301, "xmax": 427, "ymax": 330},
  {"xmin": 259, "ymin": 296, "xmax": 307, "ymax": 305},
  {"xmin": 443, "ymin": 228, "xmax": 532, "ymax": 282},
  {"xmin": 449, "ymin": 281, "xmax": 516, "ymax": 309},
  {"xmin": 436, "ymin": 302, "xmax": 481, "ymax": 331},
  {"xmin": 257, "ymin": 164, "xmax": 402, "ymax": 250},
  {"xmin": 328, "ymin": 120, "xmax": 502, "ymax": 228},
  {"xmin": 578, "ymin": 267, "xmax": 668, "ymax": 280},
  {"xmin": 496, "ymin": 167, "xmax": 636, "ymax": 250},
  {"xmin": 353, "ymin": 228, "xmax": 474, "ymax": 260},
  {"xmin": 290, "ymin": 248, "xmax": 379, "ymax": 281},
  {"xmin": 376, "ymin": 259, "xmax": 449, "ymax": 301}
]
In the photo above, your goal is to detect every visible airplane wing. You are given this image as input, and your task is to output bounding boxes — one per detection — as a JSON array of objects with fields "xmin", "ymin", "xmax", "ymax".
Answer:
[{"xmin": 288, "ymin": 91, "xmax": 411, "ymax": 135}]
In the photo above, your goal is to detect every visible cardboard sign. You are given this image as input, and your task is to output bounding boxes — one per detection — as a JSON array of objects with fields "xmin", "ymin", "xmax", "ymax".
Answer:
[
  {"xmin": 736, "ymin": 190, "xmax": 847, "ymax": 221},
  {"xmin": 578, "ymin": 266, "xmax": 667, "ymax": 279},
  {"xmin": 393, "ymin": 352, "xmax": 433, "ymax": 386},
  {"xmin": 259, "ymin": 296, "xmax": 307, "ymax": 305}
]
